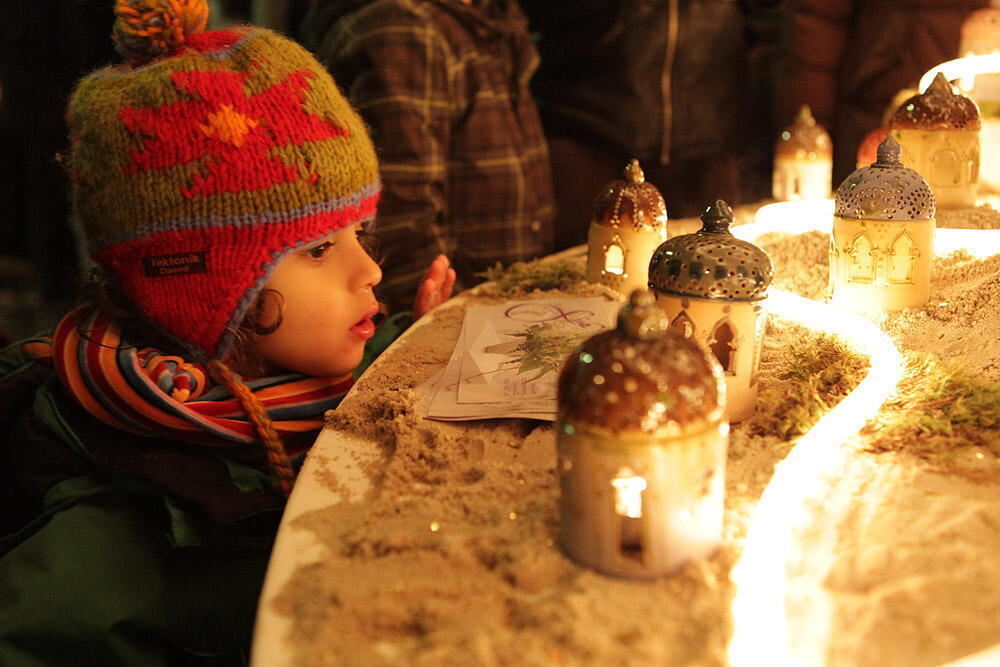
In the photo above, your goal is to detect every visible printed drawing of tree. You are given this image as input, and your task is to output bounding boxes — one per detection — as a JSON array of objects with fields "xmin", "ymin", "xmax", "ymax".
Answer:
[{"xmin": 500, "ymin": 323, "xmax": 592, "ymax": 382}]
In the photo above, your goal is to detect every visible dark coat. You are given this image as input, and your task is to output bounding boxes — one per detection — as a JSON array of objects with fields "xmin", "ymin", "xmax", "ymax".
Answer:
[
  {"xmin": 0, "ymin": 342, "xmax": 282, "ymax": 666},
  {"xmin": 521, "ymin": 0, "xmax": 778, "ymax": 165}
]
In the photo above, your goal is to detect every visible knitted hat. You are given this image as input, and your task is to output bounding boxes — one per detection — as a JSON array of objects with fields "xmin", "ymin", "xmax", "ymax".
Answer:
[{"xmin": 67, "ymin": 0, "xmax": 380, "ymax": 362}]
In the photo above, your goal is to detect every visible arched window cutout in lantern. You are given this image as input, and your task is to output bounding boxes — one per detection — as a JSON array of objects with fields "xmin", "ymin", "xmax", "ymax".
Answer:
[
  {"xmin": 604, "ymin": 238, "xmax": 626, "ymax": 276},
  {"xmin": 670, "ymin": 311, "xmax": 695, "ymax": 338},
  {"xmin": 932, "ymin": 149, "xmax": 961, "ymax": 185},
  {"xmin": 708, "ymin": 319, "xmax": 737, "ymax": 375},
  {"xmin": 848, "ymin": 233, "xmax": 876, "ymax": 283},
  {"xmin": 887, "ymin": 231, "xmax": 918, "ymax": 284},
  {"xmin": 611, "ymin": 466, "xmax": 647, "ymax": 561}
]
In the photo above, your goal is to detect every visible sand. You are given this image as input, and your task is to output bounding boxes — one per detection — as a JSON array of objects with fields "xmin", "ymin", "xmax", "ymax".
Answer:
[{"xmin": 272, "ymin": 205, "xmax": 1000, "ymax": 666}]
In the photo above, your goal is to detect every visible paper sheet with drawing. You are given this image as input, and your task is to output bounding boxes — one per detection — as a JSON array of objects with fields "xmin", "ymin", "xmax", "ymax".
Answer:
[{"xmin": 421, "ymin": 298, "xmax": 617, "ymax": 421}]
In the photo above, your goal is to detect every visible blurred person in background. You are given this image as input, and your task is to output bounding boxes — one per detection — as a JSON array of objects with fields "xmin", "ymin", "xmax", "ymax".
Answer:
[
  {"xmin": 521, "ymin": 0, "xmax": 786, "ymax": 250},
  {"xmin": 299, "ymin": 0, "xmax": 556, "ymax": 313}
]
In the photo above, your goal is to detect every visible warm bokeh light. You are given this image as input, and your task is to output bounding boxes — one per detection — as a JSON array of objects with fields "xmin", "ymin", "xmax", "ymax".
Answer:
[{"xmin": 920, "ymin": 53, "xmax": 1000, "ymax": 93}]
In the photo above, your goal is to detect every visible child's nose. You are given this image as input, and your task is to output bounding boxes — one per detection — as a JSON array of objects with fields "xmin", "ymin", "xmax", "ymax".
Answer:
[{"xmin": 354, "ymin": 245, "xmax": 382, "ymax": 291}]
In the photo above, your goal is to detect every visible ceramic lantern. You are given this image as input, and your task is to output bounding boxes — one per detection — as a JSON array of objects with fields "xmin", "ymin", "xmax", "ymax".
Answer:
[
  {"xmin": 587, "ymin": 159, "xmax": 668, "ymax": 296},
  {"xmin": 556, "ymin": 289, "xmax": 727, "ymax": 580},
  {"xmin": 960, "ymin": 5, "xmax": 1000, "ymax": 56},
  {"xmin": 647, "ymin": 200, "xmax": 773, "ymax": 423},
  {"xmin": 889, "ymin": 73, "xmax": 981, "ymax": 209},
  {"xmin": 829, "ymin": 135, "xmax": 936, "ymax": 313},
  {"xmin": 959, "ymin": 5, "xmax": 1000, "ymax": 194},
  {"xmin": 772, "ymin": 105, "xmax": 833, "ymax": 201}
]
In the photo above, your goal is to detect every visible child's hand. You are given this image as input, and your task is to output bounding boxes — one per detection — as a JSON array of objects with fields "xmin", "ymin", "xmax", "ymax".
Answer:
[{"xmin": 414, "ymin": 254, "xmax": 456, "ymax": 319}]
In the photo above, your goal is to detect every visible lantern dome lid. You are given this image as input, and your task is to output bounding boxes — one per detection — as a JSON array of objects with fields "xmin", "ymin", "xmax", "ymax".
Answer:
[
  {"xmin": 835, "ymin": 135, "xmax": 936, "ymax": 221},
  {"xmin": 774, "ymin": 105, "xmax": 832, "ymax": 159},
  {"xmin": 591, "ymin": 159, "xmax": 668, "ymax": 232},
  {"xmin": 647, "ymin": 200, "xmax": 773, "ymax": 301},
  {"xmin": 889, "ymin": 73, "xmax": 981, "ymax": 131},
  {"xmin": 557, "ymin": 290, "xmax": 723, "ymax": 435}
]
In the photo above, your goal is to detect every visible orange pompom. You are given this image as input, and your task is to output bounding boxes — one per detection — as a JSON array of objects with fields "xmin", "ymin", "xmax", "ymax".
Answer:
[{"xmin": 113, "ymin": 0, "xmax": 209, "ymax": 65}]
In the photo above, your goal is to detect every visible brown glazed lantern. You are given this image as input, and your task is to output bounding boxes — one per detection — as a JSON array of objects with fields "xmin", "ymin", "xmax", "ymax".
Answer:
[
  {"xmin": 772, "ymin": 105, "xmax": 833, "ymax": 201},
  {"xmin": 647, "ymin": 200, "xmax": 773, "ymax": 423},
  {"xmin": 556, "ymin": 290, "xmax": 726, "ymax": 580},
  {"xmin": 830, "ymin": 135, "xmax": 936, "ymax": 313},
  {"xmin": 889, "ymin": 73, "xmax": 981, "ymax": 209},
  {"xmin": 586, "ymin": 159, "xmax": 668, "ymax": 297}
]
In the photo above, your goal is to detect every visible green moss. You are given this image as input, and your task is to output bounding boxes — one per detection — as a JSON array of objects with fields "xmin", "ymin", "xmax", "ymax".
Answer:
[
  {"xmin": 479, "ymin": 259, "xmax": 587, "ymax": 295},
  {"xmin": 864, "ymin": 352, "xmax": 1000, "ymax": 461},
  {"xmin": 743, "ymin": 321, "xmax": 870, "ymax": 441}
]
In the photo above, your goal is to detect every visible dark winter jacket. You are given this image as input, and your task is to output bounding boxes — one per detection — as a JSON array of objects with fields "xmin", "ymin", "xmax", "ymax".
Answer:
[
  {"xmin": 0, "ymin": 313, "xmax": 410, "ymax": 666},
  {"xmin": 521, "ymin": 0, "xmax": 781, "ymax": 166}
]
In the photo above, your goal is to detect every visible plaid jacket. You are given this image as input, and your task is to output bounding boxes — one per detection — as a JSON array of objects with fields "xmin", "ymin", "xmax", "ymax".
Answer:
[{"xmin": 302, "ymin": 0, "xmax": 556, "ymax": 311}]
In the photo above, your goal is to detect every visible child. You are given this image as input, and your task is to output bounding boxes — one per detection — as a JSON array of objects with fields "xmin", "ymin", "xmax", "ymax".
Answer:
[{"xmin": 0, "ymin": 1, "xmax": 454, "ymax": 664}]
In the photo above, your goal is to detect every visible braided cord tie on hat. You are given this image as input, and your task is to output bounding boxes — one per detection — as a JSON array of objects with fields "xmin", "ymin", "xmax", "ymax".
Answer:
[{"xmin": 208, "ymin": 360, "xmax": 295, "ymax": 496}]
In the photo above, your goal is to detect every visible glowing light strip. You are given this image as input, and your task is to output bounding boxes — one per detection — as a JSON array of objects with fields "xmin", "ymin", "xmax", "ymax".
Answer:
[
  {"xmin": 919, "ymin": 54, "xmax": 1000, "ymax": 92},
  {"xmin": 745, "ymin": 200, "xmax": 834, "ymax": 237},
  {"xmin": 728, "ymin": 290, "xmax": 903, "ymax": 666},
  {"xmin": 933, "ymin": 227, "xmax": 1000, "ymax": 258},
  {"xmin": 727, "ymin": 199, "xmax": 1000, "ymax": 666},
  {"xmin": 742, "ymin": 199, "xmax": 1000, "ymax": 259}
]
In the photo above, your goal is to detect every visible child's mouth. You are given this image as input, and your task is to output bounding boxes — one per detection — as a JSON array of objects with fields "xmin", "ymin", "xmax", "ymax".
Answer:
[{"xmin": 350, "ymin": 308, "xmax": 378, "ymax": 340}]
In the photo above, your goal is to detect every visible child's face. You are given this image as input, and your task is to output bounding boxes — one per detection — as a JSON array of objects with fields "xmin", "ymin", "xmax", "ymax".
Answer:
[{"xmin": 253, "ymin": 223, "xmax": 382, "ymax": 377}]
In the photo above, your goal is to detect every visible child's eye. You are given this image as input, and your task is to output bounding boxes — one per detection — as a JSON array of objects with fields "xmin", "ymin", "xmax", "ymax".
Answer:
[{"xmin": 306, "ymin": 241, "xmax": 334, "ymax": 259}]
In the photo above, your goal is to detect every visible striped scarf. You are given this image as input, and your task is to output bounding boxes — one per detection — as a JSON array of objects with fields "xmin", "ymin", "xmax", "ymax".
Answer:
[{"xmin": 29, "ymin": 307, "xmax": 353, "ymax": 492}]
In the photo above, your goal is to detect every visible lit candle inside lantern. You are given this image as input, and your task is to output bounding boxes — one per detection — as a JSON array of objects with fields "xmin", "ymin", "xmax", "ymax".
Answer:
[
  {"xmin": 586, "ymin": 159, "xmax": 669, "ymax": 297},
  {"xmin": 772, "ymin": 105, "xmax": 833, "ymax": 202},
  {"xmin": 647, "ymin": 200, "xmax": 774, "ymax": 423},
  {"xmin": 889, "ymin": 73, "xmax": 981, "ymax": 210},
  {"xmin": 556, "ymin": 290, "xmax": 727, "ymax": 579},
  {"xmin": 829, "ymin": 135, "xmax": 936, "ymax": 314}
]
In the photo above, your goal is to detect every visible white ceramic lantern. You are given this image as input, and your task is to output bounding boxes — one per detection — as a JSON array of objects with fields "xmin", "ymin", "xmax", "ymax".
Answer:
[
  {"xmin": 829, "ymin": 135, "xmax": 936, "ymax": 313},
  {"xmin": 959, "ymin": 6, "xmax": 1000, "ymax": 194},
  {"xmin": 647, "ymin": 200, "xmax": 773, "ymax": 423},
  {"xmin": 889, "ymin": 73, "xmax": 981, "ymax": 209},
  {"xmin": 772, "ymin": 105, "xmax": 833, "ymax": 201},
  {"xmin": 586, "ymin": 159, "xmax": 668, "ymax": 297},
  {"xmin": 556, "ymin": 290, "xmax": 727, "ymax": 580},
  {"xmin": 960, "ymin": 5, "xmax": 1000, "ymax": 57}
]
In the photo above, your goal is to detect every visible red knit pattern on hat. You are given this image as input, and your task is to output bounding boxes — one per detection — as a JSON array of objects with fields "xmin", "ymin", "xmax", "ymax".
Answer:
[{"xmin": 119, "ymin": 68, "xmax": 346, "ymax": 197}]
